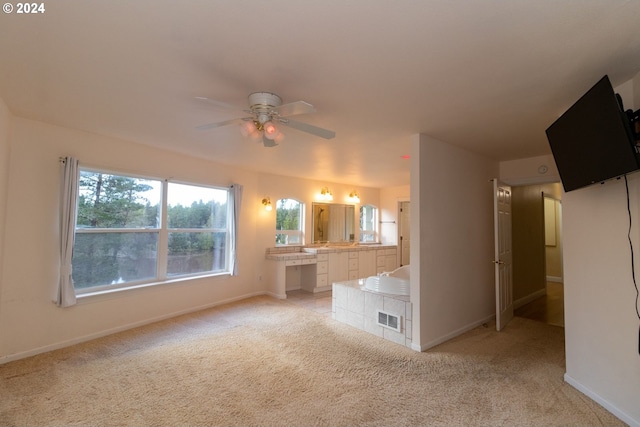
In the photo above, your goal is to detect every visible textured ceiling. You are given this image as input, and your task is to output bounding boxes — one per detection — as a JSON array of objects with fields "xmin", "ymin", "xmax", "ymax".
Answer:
[{"xmin": 2, "ymin": 0, "xmax": 640, "ymax": 188}]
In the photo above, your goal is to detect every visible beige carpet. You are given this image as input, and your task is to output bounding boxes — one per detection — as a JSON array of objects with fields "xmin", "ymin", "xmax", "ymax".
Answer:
[{"xmin": 0, "ymin": 296, "xmax": 623, "ymax": 427}]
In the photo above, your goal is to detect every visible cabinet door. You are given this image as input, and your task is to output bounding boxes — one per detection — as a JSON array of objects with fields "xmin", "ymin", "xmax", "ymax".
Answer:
[
  {"xmin": 358, "ymin": 250, "xmax": 376, "ymax": 278},
  {"xmin": 327, "ymin": 252, "xmax": 349, "ymax": 285},
  {"xmin": 385, "ymin": 254, "xmax": 397, "ymax": 272},
  {"xmin": 384, "ymin": 249, "xmax": 398, "ymax": 271}
]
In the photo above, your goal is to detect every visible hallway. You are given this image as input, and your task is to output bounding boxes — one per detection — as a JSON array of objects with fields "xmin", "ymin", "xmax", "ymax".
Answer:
[{"xmin": 514, "ymin": 281, "xmax": 564, "ymax": 327}]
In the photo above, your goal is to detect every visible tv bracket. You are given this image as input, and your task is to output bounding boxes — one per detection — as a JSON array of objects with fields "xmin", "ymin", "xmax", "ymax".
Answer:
[
  {"xmin": 628, "ymin": 108, "xmax": 640, "ymax": 150},
  {"xmin": 618, "ymin": 93, "xmax": 640, "ymax": 145}
]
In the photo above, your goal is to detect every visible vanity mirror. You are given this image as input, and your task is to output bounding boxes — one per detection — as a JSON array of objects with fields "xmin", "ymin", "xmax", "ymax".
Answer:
[{"xmin": 312, "ymin": 203, "xmax": 356, "ymax": 243}]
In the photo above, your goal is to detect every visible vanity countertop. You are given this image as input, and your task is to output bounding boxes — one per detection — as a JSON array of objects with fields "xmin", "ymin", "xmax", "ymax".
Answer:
[
  {"xmin": 302, "ymin": 244, "xmax": 397, "ymax": 254},
  {"xmin": 265, "ymin": 244, "xmax": 397, "ymax": 260},
  {"xmin": 265, "ymin": 252, "xmax": 317, "ymax": 261}
]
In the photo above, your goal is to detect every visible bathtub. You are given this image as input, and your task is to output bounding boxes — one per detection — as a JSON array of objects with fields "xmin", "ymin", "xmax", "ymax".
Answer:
[{"xmin": 364, "ymin": 265, "xmax": 410, "ymax": 296}]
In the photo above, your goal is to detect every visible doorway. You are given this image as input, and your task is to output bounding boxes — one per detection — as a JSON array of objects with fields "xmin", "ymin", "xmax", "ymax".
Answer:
[
  {"xmin": 398, "ymin": 201, "xmax": 410, "ymax": 266},
  {"xmin": 511, "ymin": 183, "xmax": 564, "ymax": 327}
]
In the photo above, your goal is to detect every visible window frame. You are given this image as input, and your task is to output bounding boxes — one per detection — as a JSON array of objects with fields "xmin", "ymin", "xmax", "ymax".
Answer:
[
  {"xmin": 359, "ymin": 204, "xmax": 379, "ymax": 243},
  {"xmin": 275, "ymin": 198, "xmax": 304, "ymax": 246},
  {"xmin": 73, "ymin": 167, "xmax": 232, "ymax": 295}
]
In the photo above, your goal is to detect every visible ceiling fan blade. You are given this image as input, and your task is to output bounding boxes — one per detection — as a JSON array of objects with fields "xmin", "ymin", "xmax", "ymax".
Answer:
[
  {"xmin": 273, "ymin": 101, "xmax": 316, "ymax": 117},
  {"xmin": 278, "ymin": 118, "xmax": 336, "ymax": 139},
  {"xmin": 196, "ymin": 117, "xmax": 248, "ymax": 131},
  {"xmin": 262, "ymin": 134, "xmax": 278, "ymax": 147},
  {"xmin": 194, "ymin": 96, "xmax": 244, "ymax": 111}
]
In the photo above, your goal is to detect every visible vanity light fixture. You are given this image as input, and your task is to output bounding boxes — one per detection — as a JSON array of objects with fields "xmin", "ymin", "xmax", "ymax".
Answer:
[
  {"xmin": 261, "ymin": 197, "xmax": 273, "ymax": 211},
  {"xmin": 348, "ymin": 190, "xmax": 360, "ymax": 203},
  {"xmin": 319, "ymin": 187, "xmax": 333, "ymax": 201}
]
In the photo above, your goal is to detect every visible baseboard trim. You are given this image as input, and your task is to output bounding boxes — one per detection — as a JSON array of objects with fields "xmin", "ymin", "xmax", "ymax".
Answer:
[
  {"xmin": 564, "ymin": 373, "xmax": 639, "ymax": 427},
  {"xmin": 265, "ymin": 291, "xmax": 287, "ymax": 300},
  {"xmin": 411, "ymin": 313, "xmax": 496, "ymax": 352},
  {"xmin": 0, "ymin": 291, "xmax": 268, "ymax": 365},
  {"xmin": 513, "ymin": 288, "xmax": 546, "ymax": 309}
]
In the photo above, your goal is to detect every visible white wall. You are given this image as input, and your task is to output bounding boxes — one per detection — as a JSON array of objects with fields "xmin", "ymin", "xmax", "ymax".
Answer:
[
  {"xmin": 411, "ymin": 134, "xmax": 498, "ymax": 351},
  {"xmin": 559, "ymin": 76, "xmax": 640, "ymax": 426},
  {"xmin": 0, "ymin": 98, "xmax": 11, "ymax": 323},
  {"xmin": 0, "ymin": 115, "xmax": 382, "ymax": 362},
  {"xmin": 563, "ymin": 175, "xmax": 640, "ymax": 426}
]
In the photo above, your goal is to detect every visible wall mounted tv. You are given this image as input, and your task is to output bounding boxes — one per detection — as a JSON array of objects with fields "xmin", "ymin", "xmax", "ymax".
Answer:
[{"xmin": 545, "ymin": 75, "xmax": 640, "ymax": 192}]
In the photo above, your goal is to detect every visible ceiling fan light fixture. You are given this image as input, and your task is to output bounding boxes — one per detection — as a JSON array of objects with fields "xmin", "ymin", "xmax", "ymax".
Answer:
[
  {"xmin": 263, "ymin": 121, "xmax": 280, "ymax": 140},
  {"xmin": 240, "ymin": 120, "xmax": 257, "ymax": 137},
  {"xmin": 196, "ymin": 91, "xmax": 335, "ymax": 145}
]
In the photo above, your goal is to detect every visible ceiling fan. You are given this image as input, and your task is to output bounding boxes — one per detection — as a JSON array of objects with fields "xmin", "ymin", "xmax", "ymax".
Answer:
[{"xmin": 195, "ymin": 92, "xmax": 336, "ymax": 147}]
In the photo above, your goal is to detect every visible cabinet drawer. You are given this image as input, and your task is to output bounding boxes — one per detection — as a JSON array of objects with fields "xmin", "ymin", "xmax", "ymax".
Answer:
[
  {"xmin": 348, "ymin": 251, "xmax": 359, "ymax": 259},
  {"xmin": 316, "ymin": 274, "xmax": 328, "ymax": 287},
  {"xmin": 301, "ymin": 258, "xmax": 316, "ymax": 265},
  {"xmin": 317, "ymin": 254, "xmax": 329, "ymax": 262},
  {"xmin": 317, "ymin": 261, "xmax": 328, "ymax": 274},
  {"xmin": 285, "ymin": 259, "xmax": 301, "ymax": 266},
  {"xmin": 385, "ymin": 249, "xmax": 397, "ymax": 256},
  {"xmin": 348, "ymin": 270, "xmax": 359, "ymax": 280},
  {"xmin": 348, "ymin": 258, "xmax": 358, "ymax": 270}
]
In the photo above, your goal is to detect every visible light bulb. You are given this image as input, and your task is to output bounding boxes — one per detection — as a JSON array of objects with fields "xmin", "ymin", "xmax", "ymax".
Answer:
[
  {"xmin": 240, "ymin": 121, "xmax": 257, "ymax": 137},
  {"xmin": 263, "ymin": 121, "xmax": 280, "ymax": 140}
]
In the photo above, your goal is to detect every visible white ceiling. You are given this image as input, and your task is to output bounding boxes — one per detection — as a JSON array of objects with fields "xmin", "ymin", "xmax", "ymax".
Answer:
[{"xmin": 2, "ymin": 1, "xmax": 640, "ymax": 188}]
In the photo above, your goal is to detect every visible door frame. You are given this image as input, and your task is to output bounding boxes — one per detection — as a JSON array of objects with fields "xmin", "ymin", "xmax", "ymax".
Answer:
[{"xmin": 397, "ymin": 198, "xmax": 410, "ymax": 267}]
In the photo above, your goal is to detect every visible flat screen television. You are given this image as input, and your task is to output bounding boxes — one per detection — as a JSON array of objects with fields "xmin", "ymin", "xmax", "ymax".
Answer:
[{"xmin": 545, "ymin": 75, "xmax": 639, "ymax": 192}]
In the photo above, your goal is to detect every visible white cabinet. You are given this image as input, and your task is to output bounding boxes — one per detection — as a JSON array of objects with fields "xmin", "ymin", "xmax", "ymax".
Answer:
[
  {"xmin": 267, "ymin": 246, "xmax": 397, "ymax": 295},
  {"xmin": 376, "ymin": 248, "xmax": 397, "ymax": 274},
  {"xmin": 384, "ymin": 248, "xmax": 398, "ymax": 272},
  {"xmin": 302, "ymin": 253, "xmax": 329, "ymax": 293},
  {"xmin": 328, "ymin": 252, "xmax": 349, "ymax": 285},
  {"xmin": 358, "ymin": 250, "xmax": 377, "ymax": 278},
  {"xmin": 348, "ymin": 251, "xmax": 359, "ymax": 280}
]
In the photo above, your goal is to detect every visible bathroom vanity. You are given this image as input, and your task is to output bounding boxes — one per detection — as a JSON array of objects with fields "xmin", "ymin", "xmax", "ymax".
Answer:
[{"xmin": 264, "ymin": 245, "xmax": 397, "ymax": 298}]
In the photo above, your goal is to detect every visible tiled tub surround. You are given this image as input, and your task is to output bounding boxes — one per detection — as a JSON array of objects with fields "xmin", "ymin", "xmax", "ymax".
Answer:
[
  {"xmin": 265, "ymin": 245, "xmax": 398, "ymax": 297},
  {"xmin": 332, "ymin": 279, "xmax": 412, "ymax": 349}
]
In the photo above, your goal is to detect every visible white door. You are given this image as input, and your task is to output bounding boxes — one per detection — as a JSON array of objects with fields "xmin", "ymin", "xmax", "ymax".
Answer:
[
  {"xmin": 399, "ymin": 201, "xmax": 410, "ymax": 266},
  {"xmin": 493, "ymin": 179, "xmax": 514, "ymax": 331}
]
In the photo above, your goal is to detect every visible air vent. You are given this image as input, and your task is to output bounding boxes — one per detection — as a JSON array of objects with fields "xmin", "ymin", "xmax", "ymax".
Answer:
[{"xmin": 377, "ymin": 310, "xmax": 401, "ymax": 332}]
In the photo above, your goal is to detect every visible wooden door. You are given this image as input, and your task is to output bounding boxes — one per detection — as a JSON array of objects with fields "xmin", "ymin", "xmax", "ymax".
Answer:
[{"xmin": 399, "ymin": 201, "xmax": 410, "ymax": 266}]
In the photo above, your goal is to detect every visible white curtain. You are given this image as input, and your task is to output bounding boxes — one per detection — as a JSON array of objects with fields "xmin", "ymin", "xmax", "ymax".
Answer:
[
  {"xmin": 55, "ymin": 157, "xmax": 79, "ymax": 307},
  {"xmin": 228, "ymin": 183, "xmax": 243, "ymax": 276}
]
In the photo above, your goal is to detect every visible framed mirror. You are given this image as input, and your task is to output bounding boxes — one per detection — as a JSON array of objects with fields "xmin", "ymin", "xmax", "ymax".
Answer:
[{"xmin": 312, "ymin": 203, "xmax": 356, "ymax": 243}]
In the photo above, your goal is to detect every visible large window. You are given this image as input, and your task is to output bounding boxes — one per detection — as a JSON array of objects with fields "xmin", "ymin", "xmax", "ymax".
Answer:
[
  {"xmin": 275, "ymin": 198, "xmax": 303, "ymax": 245},
  {"xmin": 73, "ymin": 169, "xmax": 230, "ymax": 293},
  {"xmin": 360, "ymin": 204, "xmax": 378, "ymax": 243}
]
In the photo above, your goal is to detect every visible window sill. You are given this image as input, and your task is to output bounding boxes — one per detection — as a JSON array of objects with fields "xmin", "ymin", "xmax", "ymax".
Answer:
[{"xmin": 75, "ymin": 273, "xmax": 230, "ymax": 304}]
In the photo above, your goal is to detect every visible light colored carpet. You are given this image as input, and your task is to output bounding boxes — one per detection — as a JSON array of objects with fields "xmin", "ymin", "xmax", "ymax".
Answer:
[{"xmin": 0, "ymin": 296, "xmax": 623, "ymax": 426}]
